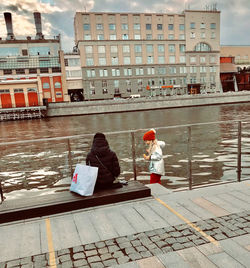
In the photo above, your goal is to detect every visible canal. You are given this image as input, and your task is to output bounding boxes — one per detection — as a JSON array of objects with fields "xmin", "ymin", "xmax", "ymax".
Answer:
[{"xmin": 1, "ymin": 102, "xmax": 250, "ymax": 198}]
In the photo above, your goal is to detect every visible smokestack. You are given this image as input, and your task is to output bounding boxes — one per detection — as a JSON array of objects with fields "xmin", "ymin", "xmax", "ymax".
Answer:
[
  {"xmin": 33, "ymin": 12, "xmax": 44, "ymax": 39},
  {"xmin": 4, "ymin": 12, "xmax": 15, "ymax": 40}
]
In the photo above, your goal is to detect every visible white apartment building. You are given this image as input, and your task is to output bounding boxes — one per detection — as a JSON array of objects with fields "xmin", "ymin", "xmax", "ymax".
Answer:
[{"xmin": 74, "ymin": 10, "xmax": 221, "ymax": 100}]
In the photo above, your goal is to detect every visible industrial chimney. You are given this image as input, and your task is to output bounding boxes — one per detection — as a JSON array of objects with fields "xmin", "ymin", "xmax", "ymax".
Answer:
[
  {"xmin": 33, "ymin": 12, "xmax": 44, "ymax": 40},
  {"xmin": 4, "ymin": 12, "xmax": 15, "ymax": 40}
]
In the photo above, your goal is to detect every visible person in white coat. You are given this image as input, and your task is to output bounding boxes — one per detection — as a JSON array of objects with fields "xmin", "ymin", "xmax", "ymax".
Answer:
[{"xmin": 143, "ymin": 129, "xmax": 165, "ymax": 184}]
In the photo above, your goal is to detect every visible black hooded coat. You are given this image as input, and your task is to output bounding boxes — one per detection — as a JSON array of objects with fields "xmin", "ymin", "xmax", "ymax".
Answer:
[{"xmin": 86, "ymin": 133, "xmax": 120, "ymax": 189}]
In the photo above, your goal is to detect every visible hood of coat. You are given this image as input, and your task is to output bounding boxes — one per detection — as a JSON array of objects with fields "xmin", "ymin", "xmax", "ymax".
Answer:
[{"xmin": 91, "ymin": 133, "xmax": 111, "ymax": 156}]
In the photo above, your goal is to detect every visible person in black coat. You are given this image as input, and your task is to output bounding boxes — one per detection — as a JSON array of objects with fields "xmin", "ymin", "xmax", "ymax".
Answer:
[{"xmin": 86, "ymin": 132, "xmax": 121, "ymax": 190}]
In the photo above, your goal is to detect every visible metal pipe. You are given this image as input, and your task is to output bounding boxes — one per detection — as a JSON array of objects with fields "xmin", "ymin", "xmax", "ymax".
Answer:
[
  {"xmin": 67, "ymin": 139, "xmax": 73, "ymax": 179},
  {"xmin": 131, "ymin": 132, "xmax": 137, "ymax": 180},
  {"xmin": 237, "ymin": 121, "xmax": 242, "ymax": 182},
  {"xmin": 187, "ymin": 126, "xmax": 192, "ymax": 190},
  {"xmin": 33, "ymin": 12, "xmax": 43, "ymax": 39},
  {"xmin": 4, "ymin": 12, "xmax": 14, "ymax": 40}
]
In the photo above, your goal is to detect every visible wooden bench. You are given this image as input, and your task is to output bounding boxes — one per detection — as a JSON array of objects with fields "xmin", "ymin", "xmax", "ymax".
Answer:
[{"xmin": 0, "ymin": 181, "xmax": 151, "ymax": 224}]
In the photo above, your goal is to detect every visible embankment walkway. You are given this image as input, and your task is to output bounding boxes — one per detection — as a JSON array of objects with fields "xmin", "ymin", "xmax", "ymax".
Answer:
[{"xmin": 0, "ymin": 181, "xmax": 250, "ymax": 268}]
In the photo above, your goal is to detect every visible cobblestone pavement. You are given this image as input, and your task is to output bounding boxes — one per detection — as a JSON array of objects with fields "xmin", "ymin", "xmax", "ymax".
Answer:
[{"xmin": 1, "ymin": 210, "xmax": 249, "ymax": 268}]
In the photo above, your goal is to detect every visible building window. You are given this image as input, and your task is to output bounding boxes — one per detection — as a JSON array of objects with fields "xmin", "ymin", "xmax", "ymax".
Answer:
[
  {"xmin": 99, "ymin": 58, "xmax": 106, "ymax": 65},
  {"xmin": 190, "ymin": 22, "xmax": 195, "ymax": 29},
  {"xmin": 83, "ymin": 24, "xmax": 90, "ymax": 30},
  {"xmin": 123, "ymin": 45, "xmax": 130, "ymax": 53},
  {"xmin": 210, "ymin": 56, "xmax": 216, "ymax": 63},
  {"xmin": 158, "ymin": 44, "xmax": 165, "ymax": 53},
  {"xmin": 146, "ymin": 34, "xmax": 152, "ymax": 40},
  {"xmin": 86, "ymin": 58, "xmax": 94, "ymax": 66},
  {"xmin": 200, "ymin": 23, "xmax": 206, "ymax": 29},
  {"xmin": 190, "ymin": 66, "xmax": 197, "ymax": 73},
  {"xmin": 168, "ymin": 24, "xmax": 174, "ymax": 30},
  {"xmin": 168, "ymin": 44, "xmax": 175, "ymax": 53},
  {"xmin": 179, "ymin": 24, "xmax": 185, "ymax": 31},
  {"xmin": 135, "ymin": 68, "xmax": 144, "ymax": 75},
  {"xmin": 127, "ymin": 88, "xmax": 131, "ymax": 93},
  {"xmin": 90, "ymin": 89, "xmax": 95, "ymax": 95},
  {"xmin": 201, "ymin": 32, "xmax": 206, "ymax": 39},
  {"xmin": 103, "ymin": 88, "xmax": 108, "ymax": 94},
  {"xmin": 200, "ymin": 56, "xmax": 206, "ymax": 63},
  {"xmin": 190, "ymin": 56, "xmax": 196, "ymax": 64},
  {"xmin": 109, "ymin": 24, "xmax": 116, "ymax": 30},
  {"xmin": 122, "ymin": 23, "xmax": 128, "ymax": 30},
  {"xmin": 124, "ymin": 68, "xmax": 132, "ymax": 76},
  {"xmin": 114, "ymin": 80, "xmax": 119, "ymax": 88},
  {"xmin": 96, "ymin": 24, "xmax": 103, "ymax": 30},
  {"xmin": 124, "ymin": 57, "xmax": 131, "ymax": 64},
  {"xmin": 4, "ymin": 69, "xmax": 12, "ymax": 75},
  {"xmin": 210, "ymin": 23, "xmax": 216, "ymax": 29},
  {"xmin": 85, "ymin": 46, "xmax": 93, "ymax": 53},
  {"xmin": 158, "ymin": 56, "xmax": 165, "ymax": 64},
  {"xmin": 102, "ymin": 80, "xmax": 107, "ymax": 87},
  {"xmin": 180, "ymin": 66, "xmax": 187, "ymax": 73},
  {"xmin": 169, "ymin": 56, "xmax": 175, "ymax": 64},
  {"xmin": 111, "ymin": 45, "xmax": 118, "ymax": 53},
  {"xmin": 169, "ymin": 67, "xmax": 176, "ymax": 74},
  {"xmin": 112, "ymin": 69, "xmax": 120, "ymax": 76},
  {"xmin": 126, "ymin": 79, "xmax": 132, "ymax": 86},
  {"xmin": 98, "ymin": 46, "xmax": 105, "ymax": 53},
  {"xmin": 179, "ymin": 34, "xmax": 185, "ymax": 40},
  {"xmin": 14, "ymin": 88, "xmax": 24, "ymax": 93},
  {"xmin": 190, "ymin": 32, "xmax": 195, "ymax": 39},
  {"xmin": 158, "ymin": 67, "xmax": 166, "ymax": 75},
  {"xmin": 16, "ymin": 69, "xmax": 25, "ymax": 74},
  {"xmin": 211, "ymin": 32, "xmax": 216, "ymax": 39},
  {"xmin": 86, "ymin": 69, "xmax": 96, "ymax": 77},
  {"xmin": 194, "ymin": 42, "xmax": 211, "ymax": 52},
  {"xmin": 158, "ymin": 34, "xmax": 164, "ymax": 40},
  {"xmin": 147, "ymin": 67, "xmax": 155, "ymax": 75},
  {"xmin": 146, "ymin": 45, "xmax": 153, "ymax": 53},
  {"xmin": 52, "ymin": 67, "xmax": 61, "ymax": 73},
  {"xmin": 122, "ymin": 34, "xmax": 129, "ymax": 40},
  {"xmin": 146, "ymin": 24, "xmax": 151, "ymax": 30},
  {"xmin": 111, "ymin": 57, "xmax": 118, "ymax": 65},
  {"xmin": 99, "ymin": 69, "xmax": 108, "ymax": 77},
  {"xmin": 147, "ymin": 56, "xmax": 154, "ymax": 64},
  {"xmin": 134, "ymin": 23, "xmax": 140, "ymax": 30},
  {"xmin": 210, "ymin": 66, "xmax": 216, "ymax": 72},
  {"xmin": 43, "ymin": 82, "xmax": 50, "ymax": 89},
  {"xmin": 135, "ymin": 56, "xmax": 142, "ymax": 64},
  {"xmin": 28, "ymin": 68, "xmax": 37, "ymax": 74},
  {"xmin": 110, "ymin": 34, "xmax": 116, "ymax": 40},
  {"xmin": 157, "ymin": 24, "xmax": 163, "ymax": 30},
  {"xmin": 40, "ymin": 67, "xmax": 49, "ymax": 73},
  {"xmin": 134, "ymin": 45, "xmax": 142, "ymax": 53},
  {"xmin": 168, "ymin": 34, "xmax": 174, "ymax": 40},
  {"xmin": 200, "ymin": 66, "xmax": 207, "ymax": 73},
  {"xmin": 134, "ymin": 34, "xmax": 141, "ymax": 39},
  {"xmin": 179, "ymin": 44, "xmax": 186, "ymax": 52},
  {"xmin": 97, "ymin": 34, "xmax": 104, "ymax": 40},
  {"xmin": 84, "ymin": 34, "xmax": 91, "ymax": 40},
  {"xmin": 179, "ymin": 56, "xmax": 186, "ymax": 63},
  {"xmin": 54, "ymin": 82, "xmax": 61, "ymax": 88}
]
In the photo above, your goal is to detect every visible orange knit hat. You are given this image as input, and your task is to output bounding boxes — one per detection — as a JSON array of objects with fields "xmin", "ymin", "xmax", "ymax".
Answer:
[{"xmin": 143, "ymin": 129, "xmax": 156, "ymax": 141}]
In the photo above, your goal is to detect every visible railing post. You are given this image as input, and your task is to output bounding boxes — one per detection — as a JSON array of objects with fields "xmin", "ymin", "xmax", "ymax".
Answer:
[
  {"xmin": 131, "ymin": 132, "xmax": 137, "ymax": 180},
  {"xmin": 187, "ymin": 126, "xmax": 192, "ymax": 190},
  {"xmin": 67, "ymin": 139, "xmax": 73, "ymax": 179},
  {"xmin": 237, "ymin": 121, "xmax": 242, "ymax": 182}
]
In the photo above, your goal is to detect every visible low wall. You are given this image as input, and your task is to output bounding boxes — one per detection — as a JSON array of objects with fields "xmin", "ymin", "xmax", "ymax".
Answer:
[{"xmin": 47, "ymin": 92, "xmax": 250, "ymax": 117}]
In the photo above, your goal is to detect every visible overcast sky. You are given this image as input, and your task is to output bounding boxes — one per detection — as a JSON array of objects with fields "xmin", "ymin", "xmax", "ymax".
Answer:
[{"xmin": 0, "ymin": 0, "xmax": 249, "ymax": 52}]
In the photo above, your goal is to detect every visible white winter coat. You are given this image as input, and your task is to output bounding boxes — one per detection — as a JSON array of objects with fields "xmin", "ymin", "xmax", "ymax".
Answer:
[{"xmin": 148, "ymin": 140, "xmax": 165, "ymax": 176}]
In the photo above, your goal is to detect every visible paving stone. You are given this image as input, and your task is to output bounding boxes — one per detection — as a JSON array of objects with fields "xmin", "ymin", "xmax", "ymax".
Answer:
[
  {"xmin": 172, "ymin": 243, "xmax": 184, "ymax": 250},
  {"xmin": 33, "ymin": 255, "xmax": 46, "ymax": 262},
  {"xmin": 85, "ymin": 244, "xmax": 96, "ymax": 250},
  {"xmin": 159, "ymin": 233, "xmax": 170, "ymax": 240},
  {"xmin": 95, "ymin": 242, "xmax": 105, "ymax": 249},
  {"xmin": 117, "ymin": 256, "xmax": 130, "ymax": 264},
  {"xmin": 193, "ymin": 239, "xmax": 206, "ymax": 246},
  {"xmin": 169, "ymin": 231, "xmax": 182, "ymax": 238},
  {"xmin": 116, "ymin": 237, "xmax": 129, "ymax": 244},
  {"xmin": 155, "ymin": 240, "xmax": 167, "ymax": 248},
  {"xmin": 98, "ymin": 247, "xmax": 108, "ymax": 254},
  {"xmin": 34, "ymin": 260, "xmax": 47, "ymax": 267},
  {"xmin": 118, "ymin": 242, "xmax": 132, "ymax": 249},
  {"xmin": 108, "ymin": 245, "xmax": 120, "ymax": 253},
  {"xmin": 140, "ymin": 237, "xmax": 152, "ymax": 247},
  {"xmin": 57, "ymin": 249, "xmax": 70, "ymax": 256},
  {"xmin": 85, "ymin": 250, "xmax": 98, "ymax": 257},
  {"xmin": 140, "ymin": 251, "xmax": 153, "ymax": 258},
  {"xmin": 100, "ymin": 253, "xmax": 112, "ymax": 261},
  {"xmin": 162, "ymin": 246, "xmax": 173, "ymax": 253},
  {"xmin": 146, "ymin": 243, "xmax": 157, "ymax": 250},
  {"xmin": 183, "ymin": 241, "xmax": 196, "ymax": 248},
  {"xmin": 112, "ymin": 251, "xmax": 124, "ymax": 258},
  {"xmin": 150, "ymin": 247, "xmax": 163, "ymax": 255},
  {"xmin": 235, "ymin": 229, "xmax": 247, "ymax": 236},
  {"xmin": 181, "ymin": 229, "xmax": 193, "ymax": 236},
  {"xmin": 89, "ymin": 262, "xmax": 104, "ymax": 268},
  {"xmin": 155, "ymin": 228, "xmax": 166, "ymax": 235},
  {"xmin": 164, "ymin": 226, "xmax": 175, "ymax": 232},
  {"xmin": 244, "ymin": 227, "xmax": 250, "ymax": 233},
  {"xmin": 213, "ymin": 233, "xmax": 228, "ymax": 241},
  {"xmin": 73, "ymin": 246, "xmax": 84, "ymax": 253},
  {"xmin": 150, "ymin": 235, "xmax": 161, "ymax": 242},
  {"xmin": 145, "ymin": 230, "xmax": 157, "ymax": 237},
  {"xmin": 128, "ymin": 252, "xmax": 142, "ymax": 261},
  {"xmin": 127, "ymin": 234, "xmax": 138, "ymax": 241},
  {"xmin": 59, "ymin": 254, "xmax": 71, "ymax": 263},
  {"xmin": 125, "ymin": 247, "xmax": 136, "ymax": 254},
  {"xmin": 20, "ymin": 257, "xmax": 32, "ymax": 265},
  {"xmin": 105, "ymin": 239, "xmax": 115, "ymax": 246},
  {"xmin": 87, "ymin": 256, "xmax": 101, "ymax": 263},
  {"xmin": 21, "ymin": 264, "xmax": 33, "ymax": 268},
  {"xmin": 131, "ymin": 240, "xmax": 141, "ymax": 247},
  {"xmin": 186, "ymin": 234, "xmax": 198, "ymax": 241},
  {"xmin": 175, "ymin": 224, "xmax": 187, "ymax": 231},
  {"xmin": 73, "ymin": 252, "xmax": 85, "ymax": 260},
  {"xmin": 176, "ymin": 237, "xmax": 189, "ymax": 243},
  {"xmin": 135, "ymin": 245, "xmax": 147, "ymax": 252},
  {"xmin": 74, "ymin": 259, "xmax": 88, "ymax": 267},
  {"xmin": 103, "ymin": 259, "xmax": 118, "ymax": 266},
  {"xmin": 165, "ymin": 237, "xmax": 176, "ymax": 245},
  {"xmin": 61, "ymin": 261, "xmax": 73, "ymax": 268}
]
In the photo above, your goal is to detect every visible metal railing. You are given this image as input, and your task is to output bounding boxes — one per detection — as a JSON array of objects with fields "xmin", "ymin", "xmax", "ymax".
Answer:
[{"xmin": 0, "ymin": 119, "xmax": 248, "ymax": 203}]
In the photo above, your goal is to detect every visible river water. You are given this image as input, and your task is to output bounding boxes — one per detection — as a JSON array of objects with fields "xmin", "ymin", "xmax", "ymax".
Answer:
[{"xmin": 1, "ymin": 102, "xmax": 250, "ymax": 199}]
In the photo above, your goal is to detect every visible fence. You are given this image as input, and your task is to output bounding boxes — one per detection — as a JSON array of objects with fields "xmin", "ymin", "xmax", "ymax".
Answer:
[{"xmin": 0, "ymin": 119, "xmax": 249, "ymax": 203}]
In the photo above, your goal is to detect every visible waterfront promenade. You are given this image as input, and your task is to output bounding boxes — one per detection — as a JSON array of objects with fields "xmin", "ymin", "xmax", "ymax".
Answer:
[{"xmin": 0, "ymin": 180, "xmax": 250, "ymax": 268}]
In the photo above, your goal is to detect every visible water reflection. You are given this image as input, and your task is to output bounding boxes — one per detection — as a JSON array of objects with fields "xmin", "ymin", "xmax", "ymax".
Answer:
[{"xmin": 1, "ymin": 103, "xmax": 250, "ymax": 198}]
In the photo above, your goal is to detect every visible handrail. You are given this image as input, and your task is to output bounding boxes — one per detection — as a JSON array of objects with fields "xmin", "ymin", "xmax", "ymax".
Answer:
[{"xmin": 0, "ymin": 119, "xmax": 248, "ymax": 203}]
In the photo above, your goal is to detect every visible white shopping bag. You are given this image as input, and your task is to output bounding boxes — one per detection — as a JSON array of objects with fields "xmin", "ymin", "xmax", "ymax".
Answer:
[{"xmin": 70, "ymin": 164, "xmax": 98, "ymax": 196}]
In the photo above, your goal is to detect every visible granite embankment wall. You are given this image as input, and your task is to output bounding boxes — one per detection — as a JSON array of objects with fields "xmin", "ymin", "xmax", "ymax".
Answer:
[{"xmin": 47, "ymin": 92, "xmax": 250, "ymax": 117}]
